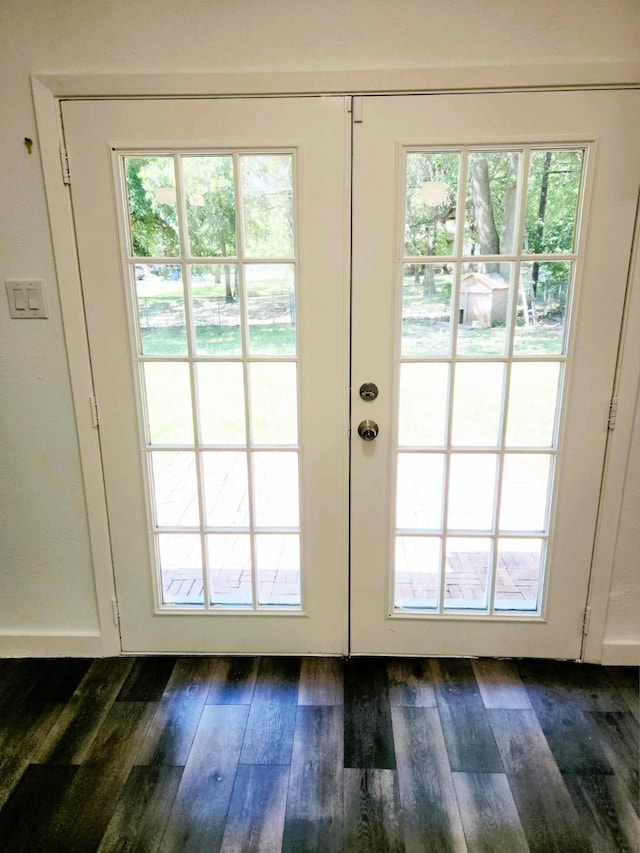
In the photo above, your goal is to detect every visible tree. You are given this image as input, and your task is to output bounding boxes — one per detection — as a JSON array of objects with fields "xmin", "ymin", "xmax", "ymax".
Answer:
[
  {"xmin": 405, "ymin": 152, "xmax": 458, "ymax": 294},
  {"xmin": 182, "ymin": 156, "xmax": 237, "ymax": 301},
  {"xmin": 240, "ymin": 155, "xmax": 294, "ymax": 258},
  {"xmin": 524, "ymin": 150, "xmax": 583, "ymax": 307},
  {"xmin": 126, "ymin": 155, "xmax": 238, "ymax": 299},
  {"xmin": 126, "ymin": 158, "xmax": 179, "ymax": 257},
  {"xmin": 469, "ymin": 154, "xmax": 500, "ymax": 272}
]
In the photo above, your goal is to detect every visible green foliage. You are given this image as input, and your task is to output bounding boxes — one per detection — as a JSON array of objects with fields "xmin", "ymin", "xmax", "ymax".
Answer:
[
  {"xmin": 524, "ymin": 151, "xmax": 583, "ymax": 272},
  {"xmin": 241, "ymin": 155, "xmax": 294, "ymax": 257},
  {"xmin": 525, "ymin": 151, "xmax": 582, "ymax": 252},
  {"xmin": 125, "ymin": 153, "xmax": 295, "ymax": 265},
  {"xmin": 405, "ymin": 152, "xmax": 459, "ymax": 256},
  {"xmin": 465, "ymin": 151, "xmax": 519, "ymax": 255},
  {"xmin": 126, "ymin": 158, "xmax": 180, "ymax": 256},
  {"xmin": 183, "ymin": 156, "xmax": 236, "ymax": 257}
]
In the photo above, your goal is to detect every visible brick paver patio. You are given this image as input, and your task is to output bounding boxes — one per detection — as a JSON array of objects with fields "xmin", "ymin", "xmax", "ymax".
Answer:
[{"xmin": 155, "ymin": 451, "xmax": 542, "ymax": 610}]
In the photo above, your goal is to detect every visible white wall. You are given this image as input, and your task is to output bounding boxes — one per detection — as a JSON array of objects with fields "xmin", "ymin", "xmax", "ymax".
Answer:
[{"xmin": 1, "ymin": 0, "xmax": 638, "ymax": 657}]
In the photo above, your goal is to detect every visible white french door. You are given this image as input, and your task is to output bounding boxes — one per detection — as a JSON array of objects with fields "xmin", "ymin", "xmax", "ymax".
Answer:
[
  {"xmin": 62, "ymin": 97, "xmax": 350, "ymax": 654},
  {"xmin": 62, "ymin": 90, "xmax": 639, "ymax": 656},
  {"xmin": 350, "ymin": 91, "xmax": 639, "ymax": 657}
]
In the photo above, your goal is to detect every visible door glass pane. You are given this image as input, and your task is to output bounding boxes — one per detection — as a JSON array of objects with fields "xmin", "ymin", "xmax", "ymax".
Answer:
[
  {"xmin": 448, "ymin": 454, "xmax": 497, "ymax": 532},
  {"xmin": 151, "ymin": 451, "xmax": 199, "ymax": 527},
  {"xmin": 465, "ymin": 151, "xmax": 522, "ymax": 256},
  {"xmin": 240, "ymin": 155, "xmax": 294, "ymax": 258},
  {"xmin": 395, "ymin": 141, "xmax": 588, "ymax": 621},
  {"xmin": 256, "ymin": 534, "xmax": 301, "ymax": 606},
  {"xmin": 122, "ymin": 147, "xmax": 305, "ymax": 613},
  {"xmin": 514, "ymin": 261, "xmax": 572, "ymax": 355},
  {"xmin": 451, "ymin": 362, "xmax": 504, "ymax": 447},
  {"xmin": 125, "ymin": 156, "xmax": 180, "ymax": 257},
  {"xmin": 445, "ymin": 537, "xmax": 491, "ymax": 610},
  {"xmin": 457, "ymin": 262, "xmax": 513, "ymax": 356},
  {"xmin": 506, "ymin": 363, "xmax": 560, "ymax": 447},
  {"xmin": 523, "ymin": 150, "xmax": 584, "ymax": 254},
  {"xmin": 250, "ymin": 363, "xmax": 298, "ymax": 445},
  {"xmin": 182, "ymin": 155, "xmax": 236, "ymax": 258},
  {"xmin": 158, "ymin": 533, "xmax": 203, "ymax": 606},
  {"xmin": 405, "ymin": 152, "xmax": 460, "ymax": 256},
  {"xmin": 396, "ymin": 453, "xmax": 444, "ymax": 530},
  {"xmin": 499, "ymin": 455, "xmax": 551, "ymax": 532},
  {"xmin": 144, "ymin": 362, "xmax": 193, "ymax": 445},
  {"xmin": 135, "ymin": 264, "xmax": 187, "ymax": 355},
  {"xmin": 203, "ymin": 452, "xmax": 249, "ymax": 527},
  {"xmin": 398, "ymin": 363, "xmax": 449, "ymax": 446},
  {"xmin": 192, "ymin": 265, "xmax": 241, "ymax": 356},
  {"xmin": 208, "ymin": 534, "xmax": 252, "ymax": 606},
  {"xmin": 402, "ymin": 264, "xmax": 453, "ymax": 356},
  {"xmin": 246, "ymin": 264, "xmax": 296, "ymax": 356},
  {"xmin": 395, "ymin": 537, "xmax": 440, "ymax": 609},
  {"xmin": 495, "ymin": 538, "xmax": 543, "ymax": 611},
  {"xmin": 197, "ymin": 363, "xmax": 246, "ymax": 445},
  {"xmin": 253, "ymin": 452, "xmax": 299, "ymax": 528}
]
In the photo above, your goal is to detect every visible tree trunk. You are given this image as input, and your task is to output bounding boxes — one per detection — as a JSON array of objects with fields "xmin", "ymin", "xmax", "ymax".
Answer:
[
  {"xmin": 422, "ymin": 265, "xmax": 436, "ymax": 296},
  {"xmin": 221, "ymin": 239, "xmax": 234, "ymax": 303},
  {"xmin": 499, "ymin": 152, "xmax": 519, "ymax": 281},
  {"xmin": 470, "ymin": 156, "xmax": 500, "ymax": 273},
  {"xmin": 224, "ymin": 264, "xmax": 234, "ymax": 303},
  {"xmin": 532, "ymin": 151, "xmax": 553, "ymax": 296}
]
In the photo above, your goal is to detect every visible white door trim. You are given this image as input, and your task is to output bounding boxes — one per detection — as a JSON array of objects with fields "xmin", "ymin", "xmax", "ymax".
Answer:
[
  {"xmin": 32, "ymin": 69, "xmax": 640, "ymax": 661},
  {"xmin": 34, "ymin": 63, "xmax": 639, "ymax": 98},
  {"xmin": 583, "ymin": 196, "xmax": 640, "ymax": 665},
  {"xmin": 32, "ymin": 79, "xmax": 121, "ymax": 657}
]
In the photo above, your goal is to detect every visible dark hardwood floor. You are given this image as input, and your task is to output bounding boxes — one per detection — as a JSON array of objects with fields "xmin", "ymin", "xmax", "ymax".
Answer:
[{"xmin": 0, "ymin": 656, "xmax": 637, "ymax": 852}]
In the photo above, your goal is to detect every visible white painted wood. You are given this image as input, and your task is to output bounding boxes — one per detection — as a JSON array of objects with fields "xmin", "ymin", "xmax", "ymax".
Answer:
[
  {"xmin": 61, "ymin": 97, "xmax": 350, "ymax": 654},
  {"xmin": 34, "ymin": 75, "xmax": 639, "ymax": 660},
  {"xmin": 0, "ymin": 633, "xmax": 104, "ymax": 657},
  {"xmin": 31, "ymin": 78, "xmax": 121, "ymax": 657},
  {"xmin": 601, "ymin": 641, "xmax": 640, "ymax": 666},
  {"xmin": 351, "ymin": 91, "xmax": 640, "ymax": 657},
  {"xmin": 584, "ymin": 201, "xmax": 640, "ymax": 663},
  {"xmin": 34, "ymin": 62, "xmax": 639, "ymax": 98}
]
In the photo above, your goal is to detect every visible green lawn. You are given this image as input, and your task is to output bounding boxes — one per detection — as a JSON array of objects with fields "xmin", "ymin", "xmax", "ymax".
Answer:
[
  {"xmin": 402, "ymin": 320, "xmax": 564, "ymax": 356},
  {"xmin": 141, "ymin": 323, "xmax": 296, "ymax": 356}
]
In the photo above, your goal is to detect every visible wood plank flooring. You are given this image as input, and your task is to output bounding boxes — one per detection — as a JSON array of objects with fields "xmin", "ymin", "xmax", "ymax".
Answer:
[{"xmin": 0, "ymin": 656, "xmax": 637, "ymax": 852}]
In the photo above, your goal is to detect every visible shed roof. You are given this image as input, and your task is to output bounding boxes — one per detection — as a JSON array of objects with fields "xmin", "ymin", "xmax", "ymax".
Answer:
[{"xmin": 461, "ymin": 272, "xmax": 509, "ymax": 293}]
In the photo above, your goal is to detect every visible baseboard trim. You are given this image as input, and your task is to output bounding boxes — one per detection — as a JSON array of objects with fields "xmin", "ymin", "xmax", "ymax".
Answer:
[
  {"xmin": 0, "ymin": 633, "xmax": 106, "ymax": 658},
  {"xmin": 601, "ymin": 640, "xmax": 640, "ymax": 666}
]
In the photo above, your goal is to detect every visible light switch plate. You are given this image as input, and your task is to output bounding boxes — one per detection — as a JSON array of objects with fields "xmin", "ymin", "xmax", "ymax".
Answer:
[{"xmin": 5, "ymin": 280, "xmax": 48, "ymax": 319}]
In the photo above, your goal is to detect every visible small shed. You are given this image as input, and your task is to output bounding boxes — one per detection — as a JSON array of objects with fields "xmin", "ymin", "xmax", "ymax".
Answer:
[{"xmin": 459, "ymin": 272, "xmax": 509, "ymax": 327}]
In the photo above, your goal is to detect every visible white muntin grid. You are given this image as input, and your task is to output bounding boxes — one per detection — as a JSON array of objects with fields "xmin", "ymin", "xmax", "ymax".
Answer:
[
  {"xmin": 117, "ymin": 150, "xmax": 304, "ymax": 613},
  {"xmin": 390, "ymin": 144, "xmax": 588, "ymax": 618}
]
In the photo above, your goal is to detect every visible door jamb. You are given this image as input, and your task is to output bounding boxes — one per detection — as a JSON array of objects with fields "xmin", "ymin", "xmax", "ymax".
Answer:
[{"xmin": 583, "ymin": 194, "xmax": 640, "ymax": 664}]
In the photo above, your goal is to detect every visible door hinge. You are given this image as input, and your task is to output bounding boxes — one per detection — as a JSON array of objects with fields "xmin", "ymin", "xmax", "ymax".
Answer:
[
  {"xmin": 350, "ymin": 96, "xmax": 364, "ymax": 123},
  {"xmin": 60, "ymin": 145, "xmax": 71, "ymax": 184},
  {"xmin": 111, "ymin": 598, "xmax": 120, "ymax": 627},
  {"xmin": 582, "ymin": 605, "xmax": 592, "ymax": 636},
  {"xmin": 607, "ymin": 395, "xmax": 619, "ymax": 430},
  {"xmin": 90, "ymin": 395, "xmax": 99, "ymax": 428}
]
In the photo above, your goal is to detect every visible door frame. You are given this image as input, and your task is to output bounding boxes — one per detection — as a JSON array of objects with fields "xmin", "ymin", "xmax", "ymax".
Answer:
[{"xmin": 32, "ymin": 65, "xmax": 640, "ymax": 662}]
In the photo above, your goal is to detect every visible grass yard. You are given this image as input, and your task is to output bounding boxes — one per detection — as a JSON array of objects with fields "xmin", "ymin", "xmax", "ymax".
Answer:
[
  {"xmin": 141, "ymin": 323, "xmax": 296, "ymax": 357},
  {"xmin": 402, "ymin": 319, "xmax": 564, "ymax": 356}
]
